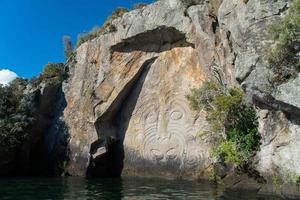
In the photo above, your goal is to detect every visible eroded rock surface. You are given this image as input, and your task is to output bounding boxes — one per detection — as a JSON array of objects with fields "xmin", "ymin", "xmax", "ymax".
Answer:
[
  {"xmin": 63, "ymin": 1, "xmax": 300, "ymax": 195},
  {"xmin": 120, "ymin": 47, "xmax": 212, "ymax": 176},
  {"xmin": 64, "ymin": 0, "xmax": 226, "ymax": 177}
]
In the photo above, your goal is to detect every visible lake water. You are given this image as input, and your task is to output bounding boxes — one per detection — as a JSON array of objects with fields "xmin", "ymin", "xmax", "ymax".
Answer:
[{"xmin": 0, "ymin": 177, "xmax": 283, "ymax": 200}]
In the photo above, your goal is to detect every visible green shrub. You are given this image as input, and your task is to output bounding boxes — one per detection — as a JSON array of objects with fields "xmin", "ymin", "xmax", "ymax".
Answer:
[
  {"xmin": 77, "ymin": 26, "xmax": 101, "ymax": 47},
  {"xmin": 39, "ymin": 63, "xmax": 67, "ymax": 83},
  {"xmin": 213, "ymin": 141, "xmax": 243, "ymax": 165},
  {"xmin": 186, "ymin": 81, "xmax": 244, "ymax": 133},
  {"xmin": 186, "ymin": 81, "xmax": 225, "ymax": 111},
  {"xmin": 134, "ymin": 3, "xmax": 147, "ymax": 9},
  {"xmin": 63, "ymin": 35, "xmax": 73, "ymax": 61},
  {"xmin": 296, "ymin": 179, "xmax": 300, "ymax": 188},
  {"xmin": 0, "ymin": 79, "xmax": 36, "ymax": 153},
  {"xmin": 76, "ymin": 7, "xmax": 129, "ymax": 47},
  {"xmin": 187, "ymin": 81, "xmax": 260, "ymax": 166},
  {"xmin": 268, "ymin": 0, "xmax": 300, "ymax": 84},
  {"xmin": 226, "ymin": 105, "xmax": 260, "ymax": 153}
]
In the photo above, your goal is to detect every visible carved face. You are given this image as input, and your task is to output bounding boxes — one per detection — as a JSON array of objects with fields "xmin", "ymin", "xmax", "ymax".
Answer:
[{"xmin": 130, "ymin": 96, "xmax": 193, "ymax": 164}]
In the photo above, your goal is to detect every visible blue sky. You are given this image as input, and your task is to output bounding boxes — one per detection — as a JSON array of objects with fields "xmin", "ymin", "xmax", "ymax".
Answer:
[{"xmin": 0, "ymin": 0, "xmax": 153, "ymax": 79}]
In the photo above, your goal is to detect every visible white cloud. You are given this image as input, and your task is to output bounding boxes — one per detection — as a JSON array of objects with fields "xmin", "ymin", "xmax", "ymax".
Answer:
[{"xmin": 0, "ymin": 69, "xmax": 18, "ymax": 85}]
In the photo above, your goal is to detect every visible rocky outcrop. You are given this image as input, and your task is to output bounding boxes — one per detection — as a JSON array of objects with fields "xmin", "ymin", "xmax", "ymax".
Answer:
[
  {"xmin": 64, "ymin": 0, "xmax": 231, "ymax": 177},
  {"xmin": 217, "ymin": 0, "xmax": 300, "ymax": 196},
  {"xmin": 21, "ymin": 82, "xmax": 69, "ymax": 176},
  {"xmin": 0, "ymin": 81, "xmax": 68, "ymax": 176},
  {"xmin": 63, "ymin": 0, "xmax": 300, "ymax": 196}
]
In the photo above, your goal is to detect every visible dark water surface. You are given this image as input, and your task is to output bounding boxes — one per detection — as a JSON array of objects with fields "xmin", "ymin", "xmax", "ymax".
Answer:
[{"xmin": 0, "ymin": 177, "xmax": 282, "ymax": 200}]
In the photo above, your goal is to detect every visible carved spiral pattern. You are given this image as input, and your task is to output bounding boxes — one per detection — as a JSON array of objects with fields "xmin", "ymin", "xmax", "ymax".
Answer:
[
  {"xmin": 123, "ymin": 54, "xmax": 205, "ymax": 170},
  {"xmin": 125, "ymin": 91, "xmax": 200, "ymax": 167}
]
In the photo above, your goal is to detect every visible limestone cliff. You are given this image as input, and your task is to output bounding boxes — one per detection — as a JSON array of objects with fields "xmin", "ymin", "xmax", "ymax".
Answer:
[{"xmin": 63, "ymin": 0, "xmax": 299, "ymax": 197}]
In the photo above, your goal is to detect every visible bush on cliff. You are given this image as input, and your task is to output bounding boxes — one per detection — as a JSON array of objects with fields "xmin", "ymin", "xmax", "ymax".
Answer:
[
  {"xmin": 77, "ymin": 7, "xmax": 129, "ymax": 47},
  {"xmin": 187, "ymin": 81, "xmax": 260, "ymax": 166},
  {"xmin": 186, "ymin": 81, "xmax": 244, "ymax": 133},
  {"xmin": 268, "ymin": 0, "xmax": 300, "ymax": 84},
  {"xmin": 39, "ymin": 63, "xmax": 67, "ymax": 84},
  {"xmin": 63, "ymin": 35, "xmax": 73, "ymax": 61},
  {"xmin": 134, "ymin": 3, "xmax": 147, "ymax": 9},
  {"xmin": 0, "ymin": 78, "xmax": 36, "ymax": 153}
]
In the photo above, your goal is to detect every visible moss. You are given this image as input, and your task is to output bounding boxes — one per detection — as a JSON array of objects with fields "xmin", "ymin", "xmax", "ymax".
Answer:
[
  {"xmin": 272, "ymin": 174, "xmax": 281, "ymax": 190},
  {"xmin": 84, "ymin": 88, "xmax": 95, "ymax": 98}
]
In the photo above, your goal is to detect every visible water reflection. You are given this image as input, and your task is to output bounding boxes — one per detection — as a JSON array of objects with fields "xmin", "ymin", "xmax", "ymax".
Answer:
[{"xmin": 0, "ymin": 177, "xmax": 287, "ymax": 200}]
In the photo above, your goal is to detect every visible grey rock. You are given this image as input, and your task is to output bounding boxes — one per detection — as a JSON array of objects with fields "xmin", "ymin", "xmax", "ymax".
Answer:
[
  {"xmin": 64, "ymin": 0, "xmax": 222, "ymax": 177},
  {"xmin": 62, "ymin": 1, "xmax": 300, "ymax": 197},
  {"xmin": 276, "ymin": 74, "xmax": 300, "ymax": 109}
]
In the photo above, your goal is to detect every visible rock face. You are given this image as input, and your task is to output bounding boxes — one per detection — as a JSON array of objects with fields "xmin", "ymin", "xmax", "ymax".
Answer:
[
  {"xmin": 22, "ymin": 82, "xmax": 68, "ymax": 176},
  {"xmin": 63, "ymin": 0, "xmax": 300, "ymax": 195},
  {"xmin": 121, "ymin": 47, "xmax": 212, "ymax": 176},
  {"xmin": 0, "ymin": 82, "xmax": 68, "ymax": 176},
  {"xmin": 64, "ymin": 0, "xmax": 228, "ymax": 177}
]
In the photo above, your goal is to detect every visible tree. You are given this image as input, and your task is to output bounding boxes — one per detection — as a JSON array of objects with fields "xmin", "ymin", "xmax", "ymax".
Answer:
[
  {"xmin": 268, "ymin": 0, "xmax": 300, "ymax": 84},
  {"xmin": 63, "ymin": 35, "xmax": 73, "ymax": 61},
  {"xmin": 0, "ymin": 79, "xmax": 36, "ymax": 153},
  {"xmin": 39, "ymin": 63, "xmax": 67, "ymax": 83}
]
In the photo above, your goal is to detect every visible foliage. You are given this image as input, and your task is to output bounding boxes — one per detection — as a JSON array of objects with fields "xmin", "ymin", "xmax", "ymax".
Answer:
[
  {"xmin": 213, "ymin": 141, "xmax": 243, "ymax": 165},
  {"xmin": 39, "ymin": 63, "xmax": 67, "ymax": 84},
  {"xmin": 0, "ymin": 78, "xmax": 36, "ymax": 153},
  {"xmin": 226, "ymin": 105, "xmax": 260, "ymax": 156},
  {"xmin": 186, "ymin": 81, "xmax": 224, "ymax": 111},
  {"xmin": 186, "ymin": 81, "xmax": 244, "ymax": 133},
  {"xmin": 268, "ymin": 0, "xmax": 300, "ymax": 84},
  {"xmin": 76, "ymin": 7, "xmax": 129, "ymax": 47},
  {"xmin": 297, "ymin": 179, "xmax": 300, "ymax": 188},
  {"xmin": 63, "ymin": 35, "xmax": 73, "ymax": 61},
  {"xmin": 76, "ymin": 26, "xmax": 101, "ymax": 47},
  {"xmin": 187, "ymin": 81, "xmax": 260, "ymax": 166},
  {"xmin": 292, "ymin": 174, "xmax": 300, "ymax": 188},
  {"xmin": 272, "ymin": 174, "xmax": 281, "ymax": 189},
  {"xmin": 134, "ymin": 3, "xmax": 147, "ymax": 9}
]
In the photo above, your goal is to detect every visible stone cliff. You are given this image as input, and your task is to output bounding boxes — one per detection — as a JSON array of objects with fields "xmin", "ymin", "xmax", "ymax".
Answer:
[
  {"xmin": 0, "ymin": 80, "xmax": 68, "ymax": 176},
  {"xmin": 62, "ymin": 0, "xmax": 300, "ymax": 197}
]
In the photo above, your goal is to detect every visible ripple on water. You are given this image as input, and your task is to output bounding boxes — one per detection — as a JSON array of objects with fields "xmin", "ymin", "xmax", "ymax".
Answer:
[{"xmin": 0, "ymin": 177, "xmax": 286, "ymax": 200}]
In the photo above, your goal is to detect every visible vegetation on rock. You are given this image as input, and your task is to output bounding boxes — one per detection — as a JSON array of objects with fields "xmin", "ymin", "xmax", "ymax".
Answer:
[
  {"xmin": 39, "ymin": 63, "xmax": 67, "ymax": 84},
  {"xmin": 76, "ymin": 7, "xmax": 129, "ymax": 47},
  {"xmin": 0, "ymin": 78, "xmax": 36, "ymax": 153},
  {"xmin": 134, "ymin": 3, "xmax": 147, "ymax": 9},
  {"xmin": 63, "ymin": 35, "xmax": 73, "ymax": 61},
  {"xmin": 0, "ymin": 61, "xmax": 68, "ymax": 154},
  {"xmin": 268, "ymin": 0, "xmax": 300, "ymax": 84},
  {"xmin": 187, "ymin": 81, "xmax": 260, "ymax": 166}
]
